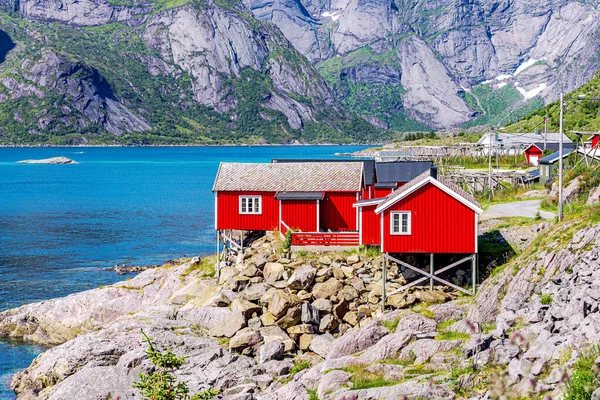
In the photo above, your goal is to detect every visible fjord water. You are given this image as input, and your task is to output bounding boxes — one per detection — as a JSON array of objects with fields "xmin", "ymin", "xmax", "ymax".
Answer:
[{"xmin": 0, "ymin": 145, "xmax": 367, "ymax": 399}]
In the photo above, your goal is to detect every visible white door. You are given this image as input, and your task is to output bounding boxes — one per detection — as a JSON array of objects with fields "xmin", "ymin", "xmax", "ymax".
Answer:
[{"xmin": 530, "ymin": 155, "xmax": 539, "ymax": 166}]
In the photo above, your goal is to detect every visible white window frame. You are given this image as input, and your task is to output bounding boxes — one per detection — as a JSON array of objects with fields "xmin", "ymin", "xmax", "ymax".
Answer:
[
  {"xmin": 390, "ymin": 211, "xmax": 411, "ymax": 235},
  {"xmin": 239, "ymin": 196, "xmax": 262, "ymax": 215}
]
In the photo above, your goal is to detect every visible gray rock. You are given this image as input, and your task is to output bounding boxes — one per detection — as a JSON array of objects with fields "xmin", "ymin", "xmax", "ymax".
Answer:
[
  {"xmin": 327, "ymin": 321, "xmax": 388, "ymax": 359},
  {"xmin": 301, "ymin": 303, "xmax": 320, "ymax": 326},
  {"xmin": 312, "ymin": 298, "xmax": 333, "ymax": 313},
  {"xmin": 287, "ymin": 266, "xmax": 315, "ymax": 290},
  {"xmin": 46, "ymin": 366, "xmax": 137, "ymax": 400},
  {"xmin": 309, "ymin": 333, "xmax": 334, "ymax": 358},
  {"xmin": 209, "ymin": 311, "xmax": 246, "ymax": 338},
  {"xmin": 395, "ymin": 312, "xmax": 437, "ymax": 333},
  {"xmin": 356, "ymin": 331, "xmax": 413, "ymax": 364},
  {"xmin": 312, "ymin": 278, "xmax": 343, "ymax": 299},
  {"xmin": 318, "ymin": 314, "xmax": 338, "ymax": 332},
  {"xmin": 317, "ymin": 370, "xmax": 351, "ymax": 398},
  {"xmin": 462, "ymin": 334, "xmax": 493, "ymax": 357},
  {"xmin": 490, "ymin": 339, "xmax": 521, "ymax": 364},
  {"xmin": 263, "ymin": 262, "xmax": 285, "ymax": 284},
  {"xmin": 230, "ymin": 328, "xmax": 262, "ymax": 352},
  {"xmin": 259, "ymin": 341, "xmax": 284, "ymax": 363}
]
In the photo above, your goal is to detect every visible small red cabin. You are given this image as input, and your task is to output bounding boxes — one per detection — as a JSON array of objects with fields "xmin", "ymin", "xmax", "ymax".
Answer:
[
  {"xmin": 524, "ymin": 144, "xmax": 543, "ymax": 166},
  {"xmin": 374, "ymin": 168, "xmax": 482, "ymax": 254}
]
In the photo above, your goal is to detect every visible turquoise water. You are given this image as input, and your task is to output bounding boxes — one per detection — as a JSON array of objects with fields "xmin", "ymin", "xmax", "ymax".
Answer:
[{"xmin": 0, "ymin": 145, "xmax": 367, "ymax": 399}]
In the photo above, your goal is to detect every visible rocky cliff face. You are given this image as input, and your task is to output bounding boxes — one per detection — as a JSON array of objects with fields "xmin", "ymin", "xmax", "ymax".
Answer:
[
  {"xmin": 243, "ymin": 0, "xmax": 600, "ymax": 129},
  {"xmin": 0, "ymin": 0, "xmax": 376, "ymax": 145}
]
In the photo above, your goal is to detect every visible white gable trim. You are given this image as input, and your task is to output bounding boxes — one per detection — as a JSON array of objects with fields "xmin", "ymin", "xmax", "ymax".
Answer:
[
  {"xmin": 375, "ymin": 177, "xmax": 483, "ymax": 215},
  {"xmin": 352, "ymin": 199, "xmax": 384, "ymax": 208}
]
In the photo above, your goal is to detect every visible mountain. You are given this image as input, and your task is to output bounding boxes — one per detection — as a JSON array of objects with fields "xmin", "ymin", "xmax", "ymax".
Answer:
[
  {"xmin": 507, "ymin": 70, "xmax": 600, "ymax": 134},
  {"xmin": 244, "ymin": 0, "xmax": 600, "ymax": 130},
  {"xmin": 0, "ymin": 0, "xmax": 383, "ymax": 145}
]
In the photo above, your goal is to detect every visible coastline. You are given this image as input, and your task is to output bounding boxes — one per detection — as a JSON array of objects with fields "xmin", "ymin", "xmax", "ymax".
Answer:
[{"xmin": 0, "ymin": 143, "xmax": 379, "ymax": 148}]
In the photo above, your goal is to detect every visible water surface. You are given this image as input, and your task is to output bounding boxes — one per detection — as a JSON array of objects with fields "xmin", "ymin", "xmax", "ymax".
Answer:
[{"xmin": 0, "ymin": 145, "xmax": 367, "ymax": 399}]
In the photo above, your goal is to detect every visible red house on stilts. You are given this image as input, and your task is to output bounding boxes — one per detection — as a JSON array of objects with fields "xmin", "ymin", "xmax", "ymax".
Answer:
[{"xmin": 213, "ymin": 161, "xmax": 482, "ymax": 301}]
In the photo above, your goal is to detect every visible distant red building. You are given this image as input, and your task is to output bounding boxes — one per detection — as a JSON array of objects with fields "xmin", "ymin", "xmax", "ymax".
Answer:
[
  {"xmin": 524, "ymin": 144, "xmax": 543, "ymax": 166},
  {"xmin": 591, "ymin": 133, "xmax": 600, "ymax": 149}
]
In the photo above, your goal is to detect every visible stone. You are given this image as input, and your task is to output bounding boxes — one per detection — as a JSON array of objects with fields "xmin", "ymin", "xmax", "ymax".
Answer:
[
  {"xmin": 355, "ymin": 331, "xmax": 413, "ymax": 364},
  {"xmin": 229, "ymin": 276, "xmax": 251, "ymax": 292},
  {"xmin": 268, "ymin": 291, "xmax": 294, "ymax": 319},
  {"xmin": 523, "ymin": 336, "xmax": 556, "ymax": 362},
  {"xmin": 449, "ymin": 319, "xmax": 482, "ymax": 334},
  {"xmin": 327, "ymin": 322, "xmax": 389, "ymax": 359},
  {"xmin": 312, "ymin": 298, "xmax": 333, "ymax": 313},
  {"xmin": 259, "ymin": 341, "xmax": 284, "ymax": 363},
  {"xmin": 319, "ymin": 314, "xmax": 338, "ymax": 332},
  {"xmin": 263, "ymin": 263, "xmax": 285, "ymax": 284},
  {"xmin": 312, "ymin": 278, "xmax": 343, "ymax": 299},
  {"xmin": 346, "ymin": 254, "xmax": 360, "ymax": 264},
  {"xmin": 287, "ymin": 266, "xmax": 316, "ymax": 290},
  {"xmin": 231, "ymin": 299, "xmax": 262, "ymax": 319},
  {"xmin": 257, "ymin": 359, "xmax": 294, "ymax": 376},
  {"xmin": 395, "ymin": 312, "xmax": 438, "ymax": 333},
  {"xmin": 260, "ymin": 326, "xmax": 295, "ymax": 352},
  {"xmin": 240, "ymin": 283, "xmax": 271, "ymax": 302},
  {"xmin": 317, "ymin": 370, "xmax": 351, "ymax": 399},
  {"xmin": 386, "ymin": 292, "xmax": 418, "ymax": 309},
  {"xmin": 462, "ymin": 334, "xmax": 493, "ymax": 357},
  {"xmin": 209, "ymin": 311, "xmax": 246, "ymax": 338},
  {"xmin": 182, "ymin": 306, "xmax": 232, "ymax": 329},
  {"xmin": 241, "ymin": 263, "xmax": 260, "ymax": 278},
  {"xmin": 428, "ymin": 301, "xmax": 468, "ymax": 323},
  {"xmin": 318, "ymin": 256, "xmax": 332, "ymax": 265},
  {"xmin": 343, "ymin": 311, "xmax": 358, "ymax": 326},
  {"xmin": 301, "ymin": 302, "xmax": 320, "ymax": 326},
  {"xmin": 287, "ymin": 324, "xmax": 314, "ymax": 335},
  {"xmin": 299, "ymin": 334, "xmax": 315, "ymax": 350},
  {"xmin": 218, "ymin": 267, "xmax": 238, "ymax": 285},
  {"xmin": 230, "ymin": 328, "xmax": 262, "ymax": 352},
  {"xmin": 333, "ymin": 299, "xmax": 350, "ymax": 320},
  {"xmin": 490, "ymin": 339, "xmax": 521, "ymax": 364},
  {"xmin": 341, "ymin": 266, "xmax": 354, "ymax": 279},
  {"xmin": 260, "ymin": 312, "xmax": 277, "ymax": 327},
  {"xmin": 340, "ymin": 285, "xmax": 359, "ymax": 301},
  {"xmin": 587, "ymin": 185, "xmax": 600, "ymax": 205},
  {"xmin": 277, "ymin": 305, "xmax": 302, "ymax": 329},
  {"xmin": 309, "ymin": 333, "xmax": 334, "ymax": 358}
]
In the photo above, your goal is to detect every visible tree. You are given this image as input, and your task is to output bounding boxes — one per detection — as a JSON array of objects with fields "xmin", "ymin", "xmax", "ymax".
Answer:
[{"xmin": 133, "ymin": 330, "xmax": 218, "ymax": 400}]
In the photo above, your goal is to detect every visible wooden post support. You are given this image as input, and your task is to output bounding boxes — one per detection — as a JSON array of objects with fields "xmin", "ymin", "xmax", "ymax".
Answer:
[
  {"xmin": 429, "ymin": 253, "xmax": 434, "ymax": 291},
  {"xmin": 472, "ymin": 254, "xmax": 477, "ymax": 295},
  {"xmin": 216, "ymin": 230, "xmax": 220, "ymax": 280},
  {"xmin": 240, "ymin": 231, "xmax": 244, "ymax": 256},
  {"xmin": 381, "ymin": 255, "xmax": 387, "ymax": 312}
]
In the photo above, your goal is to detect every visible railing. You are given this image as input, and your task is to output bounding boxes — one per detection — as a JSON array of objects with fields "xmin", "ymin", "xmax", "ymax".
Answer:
[{"xmin": 291, "ymin": 232, "xmax": 360, "ymax": 246}]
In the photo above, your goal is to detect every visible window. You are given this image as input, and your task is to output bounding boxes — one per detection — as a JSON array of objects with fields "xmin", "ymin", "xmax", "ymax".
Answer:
[
  {"xmin": 240, "ymin": 196, "xmax": 261, "ymax": 214},
  {"xmin": 391, "ymin": 212, "xmax": 411, "ymax": 235}
]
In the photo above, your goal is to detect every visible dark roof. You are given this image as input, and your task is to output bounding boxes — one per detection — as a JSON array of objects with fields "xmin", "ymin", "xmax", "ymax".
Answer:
[
  {"xmin": 375, "ymin": 161, "xmax": 433, "ymax": 184},
  {"xmin": 374, "ymin": 182, "xmax": 397, "ymax": 189},
  {"xmin": 523, "ymin": 169, "xmax": 540, "ymax": 183},
  {"xmin": 275, "ymin": 192, "xmax": 324, "ymax": 200},
  {"xmin": 363, "ymin": 160, "xmax": 375, "ymax": 186},
  {"xmin": 539, "ymin": 149, "xmax": 573, "ymax": 164},
  {"xmin": 375, "ymin": 169, "xmax": 481, "ymax": 213}
]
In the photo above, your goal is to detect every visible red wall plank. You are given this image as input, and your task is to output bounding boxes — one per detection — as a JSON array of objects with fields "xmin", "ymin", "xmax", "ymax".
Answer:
[
  {"xmin": 592, "ymin": 136, "xmax": 599, "ymax": 149},
  {"xmin": 281, "ymin": 200, "xmax": 317, "ymax": 233},
  {"xmin": 320, "ymin": 192, "xmax": 358, "ymax": 231},
  {"xmin": 216, "ymin": 191, "xmax": 278, "ymax": 231},
  {"xmin": 360, "ymin": 204, "xmax": 380, "ymax": 245},
  {"xmin": 382, "ymin": 183, "xmax": 476, "ymax": 254}
]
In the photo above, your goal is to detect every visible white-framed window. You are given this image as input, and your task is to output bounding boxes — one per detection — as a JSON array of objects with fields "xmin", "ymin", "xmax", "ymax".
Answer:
[
  {"xmin": 391, "ymin": 212, "xmax": 411, "ymax": 235},
  {"xmin": 239, "ymin": 196, "xmax": 262, "ymax": 214}
]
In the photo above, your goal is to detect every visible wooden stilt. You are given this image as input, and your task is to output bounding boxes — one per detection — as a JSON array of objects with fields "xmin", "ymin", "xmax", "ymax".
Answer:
[
  {"xmin": 429, "ymin": 254, "xmax": 434, "ymax": 291},
  {"xmin": 381, "ymin": 255, "xmax": 387, "ymax": 312},
  {"xmin": 472, "ymin": 254, "xmax": 477, "ymax": 295}
]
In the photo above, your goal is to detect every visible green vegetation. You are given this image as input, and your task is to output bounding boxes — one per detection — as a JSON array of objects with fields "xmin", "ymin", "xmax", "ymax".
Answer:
[
  {"xmin": 434, "ymin": 331, "xmax": 471, "ymax": 341},
  {"xmin": 289, "ymin": 360, "xmax": 311, "ymax": 374},
  {"xmin": 381, "ymin": 318, "xmax": 399, "ymax": 333},
  {"xmin": 336, "ymin": 365, "xmax": 396, "ymax": 390},
  {"xmin": 507, "ymin": 70, "xmax": 600, "ymax": 134},
  {"xmin": 461, "ymin": 83, "xmax": 544, "ymax": 128},
  {"xmin": 282, "ymin": 229, "xmax": 293, "ymax": 252},
  {"xmin": 133, "ymin": 331, "xmax": 219, "ymax": 400},
  {"xmin": 306, "ymin": 389, "xmax": 319, "ymax": 400},
  {"xmin": 564, "ymin": 345, "xmax": 600, "ymax": 400},
  {"xmin": 0, "ymin": 10, "xmax": 389, "ymax": 145},
  {"xmin": 540, "ymin": 293, "xmax": 553, "ymax": 305},
  {"xmin": 316, "ymin": 46, "xmax": 430, "ymax": 132},
  {"xmin": 180, "ymin": 257, "xmax": 216, "ymax": 281}
]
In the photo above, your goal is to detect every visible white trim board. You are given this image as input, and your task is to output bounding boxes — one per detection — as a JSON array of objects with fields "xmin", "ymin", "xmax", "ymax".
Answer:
[{"xmin": 375, "ymin": 177, "xmax": 483, "ymax": 215}]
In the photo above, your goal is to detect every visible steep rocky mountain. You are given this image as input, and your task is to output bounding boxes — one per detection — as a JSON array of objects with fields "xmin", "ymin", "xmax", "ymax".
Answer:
[
  {"xmin": 0, "ymin": 0, "xmax": 382, "ymax": 145},
  {"xmin": 244, "ymin": 0, "xmax": 600, "ymax": 130}
]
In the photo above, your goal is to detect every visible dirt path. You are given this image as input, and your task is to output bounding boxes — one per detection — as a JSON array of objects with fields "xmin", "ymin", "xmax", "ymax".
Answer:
[{"xmin": 482, "ymin": 199, "xmax": 555, "ymax": 220}]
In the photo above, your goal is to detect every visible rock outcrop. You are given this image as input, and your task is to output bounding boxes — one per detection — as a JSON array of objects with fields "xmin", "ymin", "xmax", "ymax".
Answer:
[{"xmin": 16, "ymin": 156, "xmax": 77, "ymax": 164}]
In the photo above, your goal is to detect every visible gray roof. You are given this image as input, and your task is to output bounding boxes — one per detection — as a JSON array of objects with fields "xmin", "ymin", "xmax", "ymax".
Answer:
[
  {"xmin": 376, "ymin": 169, "xmax": 481, "ymax": 213},
  {"xmin": 275, "ymin": 192, "xmax": 324, "ymax": 200},
  {"xmin": 375, "ymin": 161, "xmax": 433, "ymax": 184},
  {"xmin": 213, "ymin": 162, "xmax": 363, "ymax": 192},
  {"xmin": 539, "ymin": 149, "xmax": 573, "ymax": 164},
  {"xmin": 478, "ymin": 132, "xmax": 573, "ymax": 146}
]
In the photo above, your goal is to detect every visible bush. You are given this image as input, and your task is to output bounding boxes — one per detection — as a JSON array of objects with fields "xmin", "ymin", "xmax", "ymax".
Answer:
[
  {"xmin": 282, "ymin": 229, "xmax": 293, "ymax": 251},
  {"xmin": 540, "ymin": 293, "xmax": 553, "ymax": 305},
  {"xmin": 133, "ymin": 331, "xmax": 218, "ymax": 400},
  {"xmin": 564, "ymin": 345, "xmax": 600, "ymax": 400}
]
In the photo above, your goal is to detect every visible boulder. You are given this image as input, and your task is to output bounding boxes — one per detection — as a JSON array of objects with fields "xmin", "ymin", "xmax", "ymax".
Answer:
[
  {"xmin": 355, "ymin": 331, "xmax": 413, "ymax": 364},
  {"xmin": 299, "ymin": 334, "xmax": 315, "ymax": 350},
  {"xmin": 240, "ymin": 283, "xmax": 271, "ymax": 302},
  {"xmin": 587, "ymin": 185, "xmax": 600, "ymax": 205},
  {"xmin": 312, "ymin": 298, "xmax": 333, "ymax": 313},
  {"xmin": 309, "ymin": 333, "xmax": 334, "ymax": 358},
  {"xmin": 346, "ymin": 254, "xmax": 360, "ymax": 264},
  {"xmin": 343, "ymin": 311, "xmax": 358, "ymax": 326},
  {"xmin": 317, "ymin": 370, "xmax": 351, "ymax": 399},
  {"xmin": 181, "ymin": 306, "xmax": 232, "ymax": 330},
  {"xmin": 301, "ymin": 303, "xmax": 320, "ymax": 326},
  {"xmin": 327, "ymin": 322, "xmax": 389, "ymax": 359},
  {"xmin": 209, "ymin": 311, "xmax": 246, "ymax": 338},
  {"xmin": 287, "ymin": 324, "xmax": 314, "ymax": 335},
  {"xmin": 395, "ymin": 312, "xmax": 437, "ymax": 333},
  {"xmin": 319, "ymin": 314, "xmax": 338, "ymax": 332},
  {"xmin": 260, "ymin": 326, "xmax": 295, "ymax": 352},
  {"xmin": 462, "ymin": 334, "xmax": 494, "ymax": 357},
  {"xmin": 312, "ymin": 278, "xmax": 342, "ymax": 299},
  {"xmin": 428, "ymin": 301, "xmax": 468, "ymax": 323},
  {"xmin": 264, "ymin": 263, "xmax": 285, "ymax": 283},
  {"xmin": 277, "ymin": 305, "xmax": 302, "ymax": 329},
  {"xmin": 268, "ymin": 291, "xmax": 294, "ymax": 319},
  {"xmin": 259, "ymin": 341, "xmax": 284, "ymax": 363},
  {"xmin": 231, "ymin": 299, "xmax": 262, "ymax": 319},
  {"xmin": 230, "ymin": 328, "xmax": 262, "ymax": 352},
  {"xmin": 333, "ymin": 299, "xmax": 350, "ymax": 320},
  {"xmin": 287, "ymin": 266, "xmax": 316, "ymax": 290}
]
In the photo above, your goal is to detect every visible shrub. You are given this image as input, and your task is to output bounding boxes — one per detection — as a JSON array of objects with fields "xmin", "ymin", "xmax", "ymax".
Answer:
[
  {"xmin": 133, "ymin": 331, "xmax": 218, "ymax": 400},
  {"xmin": 564, "ymin": 345, "xmax": 600, "ymax": 400},
  {"xmin": 282, "ymin": 229, "xmax": 293, "ymax": 251},
  {"xmin": 540, "ymin": 293, "xmax": 553, "ymax": 305}
]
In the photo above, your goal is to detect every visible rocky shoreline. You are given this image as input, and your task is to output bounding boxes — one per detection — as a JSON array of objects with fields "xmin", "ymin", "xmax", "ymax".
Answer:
[{"xmin": 1, "ymin": 219, "xmax": 600, "ymax": 399}]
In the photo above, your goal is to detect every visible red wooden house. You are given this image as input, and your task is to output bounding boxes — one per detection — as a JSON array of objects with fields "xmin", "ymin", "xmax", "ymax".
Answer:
[
  {"xmin": 524, "ymin": 144, "xmax": 543, "ymax": 166},
  {"xmin": 590, "ymin": 133, "xmax": 600, "ymax": 149}
]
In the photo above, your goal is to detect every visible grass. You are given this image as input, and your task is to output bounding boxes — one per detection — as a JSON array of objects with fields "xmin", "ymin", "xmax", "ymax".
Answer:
[
  {"xmin": 382, "ymin": 318, "xmax": 400, "ymax": 333},
  {"xmin": 289, "ymin": 360, "xmax": 312, "ymax": 375},
  {"xmin": 564, "ymin": 345, "xmax": 600, "ymax": 400},
  {"xmin": 179, "ymin": 256, "xmax": 216, "ymax": 281},
  {"xmin": 476, "ymin": 184, "xmax": 546, "ymax": 209},
  {"xmin": 306, "ymin": 389, "xmax": 318, "ymax": 400},
  {"xmin": 540, "ymin": 293, "xmax": 553, "ymax": 305},
  {"xmin": 336, "ymin": 365, "xmax": 397, "ymax": 390},
  {"xmin": 434, "ymin": 331, "xmax": 471, "ymax": 341}
]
